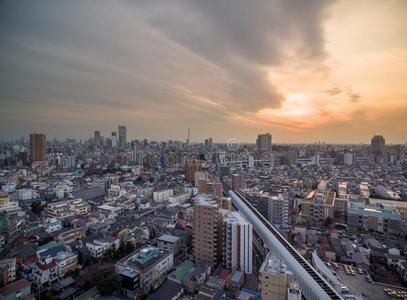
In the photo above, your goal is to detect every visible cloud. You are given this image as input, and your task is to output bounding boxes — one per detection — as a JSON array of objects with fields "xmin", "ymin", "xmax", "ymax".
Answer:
[
  {"xmin": 348, "ymin": 91, "xmax": 361, "ymax": 102},
  {"xmin": 325, "ymin": 87, "xmax": 342, "ymax": 96},
  {"xmin": 0, "ymin": 0, "xmax": 335, "ymax": 140}
]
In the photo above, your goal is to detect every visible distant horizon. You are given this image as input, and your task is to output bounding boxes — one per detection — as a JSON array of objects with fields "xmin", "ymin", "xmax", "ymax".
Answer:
[{"xmin": 1, "ymin": 132, "xmax": 406, "ymax": 146}]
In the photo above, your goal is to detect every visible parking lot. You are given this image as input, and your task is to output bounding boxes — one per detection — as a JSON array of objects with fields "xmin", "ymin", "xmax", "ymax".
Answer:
[{"xmin": 335, "ymin": 264, "xmax": 401, "ymax": 300}]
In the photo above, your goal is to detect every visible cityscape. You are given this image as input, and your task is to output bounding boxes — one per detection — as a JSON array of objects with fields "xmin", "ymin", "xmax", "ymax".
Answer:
[{"xmin": 1, "ymin": 1, "xmax": 407, "ymax": 300}]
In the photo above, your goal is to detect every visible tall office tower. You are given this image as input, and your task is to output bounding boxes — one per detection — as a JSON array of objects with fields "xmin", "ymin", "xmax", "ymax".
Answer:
[
  {"xmin": 193, "ymin": 194, "xmax": 226, "ymax": 266},
  {"xmin": 118, "ymin": 125, "xmax": 127, "ymax": 148},
  {"xmin": 111, "ymin": 132, "xmax": 118, "ymax": 148},
  {"xmin": 256, "ymin": 133, "xmax": 272, "ymax": 154},
  {"xmin": 94, "ymin": 130, "xmax": 101, "ymax": 146},
  {"xmin": 231, "ymin": 173, "xmax": 242, "ymax": 190},
  {"xmin": 29, "ymin": 133, "xmax": 47, "ymax": 163},
  {"xmin": 371, "ymin": 135, "xmax": 385, "ymax": 163},
  {"xmin": 223, "ymin": 211, "xmax": 253, "ymax": 274},
  {"xmin": 268, "ymin": 194, "xmax": 289, "ymax": 227}
]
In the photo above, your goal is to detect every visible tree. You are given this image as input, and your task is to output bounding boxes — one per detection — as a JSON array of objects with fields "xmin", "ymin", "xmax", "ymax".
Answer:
[
  {"xmin": 95, "ymin": 272, "xmax": 121, "ymax": 295},
  {"xmin": 325, "ymin": 216, "xmax": 333, "ymax": 227},
  {"xmin": 31, "ymin": 200, "xmax": 42, "ymax": 215}
]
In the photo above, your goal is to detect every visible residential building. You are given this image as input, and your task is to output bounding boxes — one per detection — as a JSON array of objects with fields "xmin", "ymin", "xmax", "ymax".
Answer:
[
  {"xmin": 45, "ymin": 199, "xmax": 88, "ymax": 220},
  {"xmin": 0, "ymin": 258, "xmax": 16, "ymax": 287},
  {"xmin": 347, "ymin": 202, "xmax": 401, "ymax": 234},
  {"xmin": 193, "ymin": 194, "xmax": 226, "ymax": 266},
  {"xmin": 86, "ymin": 237, "xmax": 120, "ymax": 258},
  {"xmin": 43, "ymin": 218, "xmax": 62, "ymax": 233},
  {"xmin": 197, "ymin": 180, "xmax": 222, "ymax": 199},
  {"xmin": 115, "ymin": 246, "xmax": 173, "ymax": 297},
  {"xmin": 223, "ymin": 211, "xmax": 253, "ymax": 274},
  {"xmin": 231, "ymin": 173, "xmax": 242, "ymax": 190},
  {"xmin": 153, "ymin": 189, "xmax": 174, "ymax": 203},
  {"xmin": 268, "ymin": 194, "xmax": 289, "ymax": 227},
  {"xmin": 157, "ymin": 234, "xmax": 181, "ymax": 256},
  {"xmin": 54, "ymin": 227, "xmax": 86, "ymax": 245},
  {"xmin": 301, "ymin": 185, "xmax": 336, "ymax": 225},
  {"xmin": 259, "ymin": 253, "xmax": 296, "ymax": 300},
  {"xmin": 0, "ymin": 279, "xmax": 32, "ymax": 300}
]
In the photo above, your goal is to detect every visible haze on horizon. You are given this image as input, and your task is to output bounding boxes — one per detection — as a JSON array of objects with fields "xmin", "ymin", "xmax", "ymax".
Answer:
[{"xmin": 0, "ymin": 0, "xmax": 406, "ymax": 144}]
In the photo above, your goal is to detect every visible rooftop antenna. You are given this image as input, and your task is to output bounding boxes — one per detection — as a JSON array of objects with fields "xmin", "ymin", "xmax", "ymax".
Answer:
[{"xmin": 187, "ymin": 128, "xmax": 190, "ymax": 144}]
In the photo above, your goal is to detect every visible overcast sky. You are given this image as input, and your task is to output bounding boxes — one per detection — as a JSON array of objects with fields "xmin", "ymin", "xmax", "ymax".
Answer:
[{"xmin": 1, "ymin": 0, "xmax": 406, "ymax": 143}]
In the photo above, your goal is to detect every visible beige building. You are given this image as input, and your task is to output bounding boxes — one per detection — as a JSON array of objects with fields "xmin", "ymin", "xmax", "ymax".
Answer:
[
  {"xmin": 193, "ymin": 194, "xmax": 226, "ymax": 266},
  {"xmin": 197, "ymin": 180, "xmax": 223, "ymax": 199},
  {"xmin": 259, "ymin": 253, "xmax": 301, "ymax": 300},
  {"xmin": 301, "ymin": 189, "xmax": 335, "ymax": 225}
]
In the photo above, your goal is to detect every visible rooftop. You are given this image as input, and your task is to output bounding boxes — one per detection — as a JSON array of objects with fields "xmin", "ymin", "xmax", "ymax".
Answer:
[
  {"xmin": 157, "ymin": 234, "xmax": 180, "ymax": 243},
  {"xmin": 259, "ymin": 253, "xmax": 287, "ymax": 275},
  {"xmin": 117, "ymin": 246, "xmax": 172, "ymax": 272}
]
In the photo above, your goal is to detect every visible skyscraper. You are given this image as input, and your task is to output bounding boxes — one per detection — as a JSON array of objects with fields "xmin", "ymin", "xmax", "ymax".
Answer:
[
  {"xmin": 30, "ymin": 133, "xmax": 47, "ymax": 163},
  {"xmin": 193, "ymin": 194, "xmax": 226, "ymax": 266},
  {"xmin": 256, "ymin": 133, "xmax": 272, "ymax": 154},
  {"xmin": 94, "ymin": 130, "xmax": 101, "ymax": 146},
  {"xmin": 371, "ymin": 135, "xmax": 385, "ymax": 163},
  {"xmin": 223, "ymin": 211, "xmax": 253, "ymax": 274},
  {"xmin": 118, "ymin": 125, "xmax": 126, "ymax": 148}
]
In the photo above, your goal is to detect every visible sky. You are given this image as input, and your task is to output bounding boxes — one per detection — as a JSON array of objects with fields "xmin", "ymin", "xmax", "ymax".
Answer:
[{"xmin": 0, "ymin": 0, "xmax": 406, "ymax": 144}]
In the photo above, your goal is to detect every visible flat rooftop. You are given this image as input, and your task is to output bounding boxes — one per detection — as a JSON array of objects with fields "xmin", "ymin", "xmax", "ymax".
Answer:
[{"xmin": 117, "ymin": 246, "xmax": 171, "ymax": 272}]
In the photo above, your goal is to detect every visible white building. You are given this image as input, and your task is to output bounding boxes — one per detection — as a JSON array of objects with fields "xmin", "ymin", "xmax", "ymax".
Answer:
[
  {"xmin": 153, "ymin": 189, "xmax": 174, "ymax": 203},
  {"xmin": 45, "ymin": 198, "xmax": 88, "ymax": 219},
  {"xmin": 223, "ymin": 211, "xmax": 253, "ymax": 274},
  {"xmin": 86, "ymin": 237, "xmax": 120, "ymax": 258},
  {"xmin": 43, "ymin": 218, "xmax": 62, "ymax": 233},
  {"xmin": 343, "ymin": 152, "xmax": 354, "ymax": 166},
  {"xmin": 97, "ymin": 204, "xmax": 123, "ymax": 219},
  {"xmin": 16, "ymin": 188, "xmax": 37, "ymax": 200},
  {"xmin": 115, "ymin": 246, "xmax": 174, "ymax": 295},
  {"xmin": 0, "ymin": 195, "xmax": 19, "ymax": 213},
  {"xmin": 268, "ymin": 194, "xmax": 289, "ymax": 227}
]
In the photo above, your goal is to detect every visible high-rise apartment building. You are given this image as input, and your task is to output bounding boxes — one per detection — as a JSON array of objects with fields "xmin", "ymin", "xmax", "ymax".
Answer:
[
  {"xmin": 186, "ymin": 160, "xmax": 202, "ymax": 183},
  {"xmin": 223, "ymin": 211, "xmax": 253, "ymax": 274},
  {"xmin": 197, "ymin": 180, "xmax": 223, "ymax": 199},
  {"xmin": 118, "ymin": 125, "xmax": 127, "ymax": 148},
  {"xmin": 231, "ymin": 173, "xmax": 242, "ymax": 190},
  {"xmin": 29, "ymin": 133, "xmax": 46, "ymax": 163},
  {"xmin": 193, "ymin": 194, "xmax": 226, "ymax": 266},
  {"xmin": 371, "ymin": 135, "xmax": 385, "ymax": 163},
  {"xmin": 268, "ymin": 194, "xmax": 289, "ymax": 227},
  {"xmin": 256, "ymin": 133, "xmax": 272, "ymax": 154}
]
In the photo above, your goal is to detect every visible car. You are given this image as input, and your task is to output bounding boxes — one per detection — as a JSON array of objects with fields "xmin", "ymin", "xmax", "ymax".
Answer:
[{"xmin": 366, "ymin": 275, "xmax": 373, "ymax": 283}]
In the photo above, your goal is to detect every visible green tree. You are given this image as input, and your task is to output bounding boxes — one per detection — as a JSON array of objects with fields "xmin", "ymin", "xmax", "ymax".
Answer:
[
  {"xmin": 31, "ymin": 200, "xmax": 42, "ymax": 215},
  {"xmin": 95, "ymin": 272, "xmax": 121, "ymax": 295}
]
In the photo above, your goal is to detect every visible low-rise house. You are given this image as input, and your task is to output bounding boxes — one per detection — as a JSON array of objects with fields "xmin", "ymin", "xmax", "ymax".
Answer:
[
  {"xmin": 0, "ymin": 258, "xmax": 16, "ymax": 287},
  {"xmin": 86, "ymin": 236, "xmax": 120, "ymax": 258},
  {"xmin": 54, "ymin": 227, "xmax": 86, "ymax": 245},
  {"xmin": 32, "ymin": 256, "xmax": 58, "ymax": 288},
  {"xmin": 43, "ymin": 217, "xmax": 62, "ymax": 233},
  {"xmin": 0, "ymin": 279, "xmax": 32, "ymax": 300}
]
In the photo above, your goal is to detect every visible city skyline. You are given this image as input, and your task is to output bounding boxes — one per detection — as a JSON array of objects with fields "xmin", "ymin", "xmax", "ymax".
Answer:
[{"xmin": 1, "ymin": 0, "xmax": 406, "ymax": 143}]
